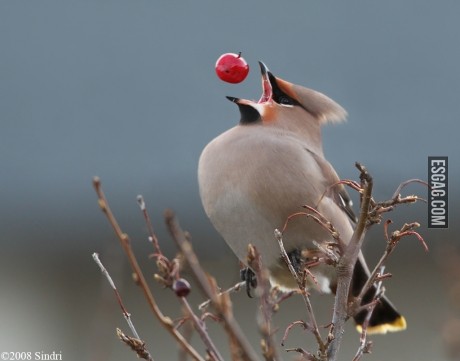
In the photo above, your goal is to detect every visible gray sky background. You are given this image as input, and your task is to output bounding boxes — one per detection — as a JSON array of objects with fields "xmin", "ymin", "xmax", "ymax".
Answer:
[{"xmin": 1, "ymin": 1, "xmax": 458, "ymax": 360}]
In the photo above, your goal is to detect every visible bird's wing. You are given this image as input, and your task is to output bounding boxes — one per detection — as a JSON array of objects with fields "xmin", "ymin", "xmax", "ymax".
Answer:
[{"xmin": 307, "ymin": 149, "xmax": 358, "ymax": 224}]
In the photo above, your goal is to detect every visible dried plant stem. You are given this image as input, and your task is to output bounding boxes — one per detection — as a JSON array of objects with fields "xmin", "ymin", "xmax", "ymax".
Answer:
[
  {"xmin": 352, "ymin": 267, "xmax": 385, "ymax": 361},
  {"xmin": 357, "ymin": 220, "xmax": 427, "ymax": 306},
  {"xmin": 285, "ymin": 347, "xmax": 316, "ymax": 361},
  {"xmin": 281, "ymin": 320, "xmax": 309, "ymax": 347},
  {"xmin": 275, "ymin": 229, "xmax": 326, "ymax": 358},
  {"xmin": 92, "ymin": 177, "xmax": 205, "ymax": 361},
  {"xmin": 92, "ymin": 252, "xmax": 154, "ymax": 361},
  {"xmin": 164, "ymin": 210, "xmax": 260, "ymax": 361},
  {"xmin": 137, "ymin": 195, "xmax": 163, "ymax": 255},
  {"xmin": 391, "ymin": 178, "xmax": 429, "ymax": 200},
  {"xmin": 179, "ymin": 297, "xmax": 225, "ymax": 361},
  {"xmin": 92, "ymin": 253, "xmax": 142, "ymax": 340},
  {"xmin": 138, "ymin": 194, "xmax": 252, "ymax": 361},
  {"xmin": 247, "ymin": 245, "xmax": 279, "ymax": 361},
  {"xmin": 199, "ymin": 281, "xmax": 245, "ymax": 311},
  {"xmin": 355, "ymin": 245, "xmax": 393, "ymax": 306},
  {"xmin": 327, "ymin": 163, "xmax": 373, "ymax": 361}
]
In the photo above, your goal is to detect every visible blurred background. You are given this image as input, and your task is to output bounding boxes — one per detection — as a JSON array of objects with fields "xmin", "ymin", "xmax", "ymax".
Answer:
[{"xmin": 1, "ymin": 1, "xmax": 459, "ymax": 360}]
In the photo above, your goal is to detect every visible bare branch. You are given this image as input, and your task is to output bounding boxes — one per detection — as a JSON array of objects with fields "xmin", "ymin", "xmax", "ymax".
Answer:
[
  {"xmin": 164, "ymin": 209, "xmax": 260, "ymax": 361},
  {"xmin": 328, "ymin": 162, "xmax": 373, "ymax": 361},
  {"xmin": 94, "ymin": 164, "xmax": 426, "ymax": 361},
  {"xmin": 179, "ymin": 296, "xmax": 225, "ymax": 361},
  {"xmin": 281, "ymin": 320, "xmax": 311, "ymax": 347},
  {"xmin": 137, "ymin": 195, "xmax": 163, "ymax": 256},
  {"xmin": 391, "ymin": 178, "xmax": 429, "ymax": 200},
  {"xmin": 281, "ymin": 209, "xmax": 344, "ymax": 247},
  {"xmin": 355, "ymin": 222, "xmax": 427, "ymax": 307},
  {"xmin": 199, "ymin": 281, "xmax": 245, "ymax": 311},
  {"xmin": 352, "ymin": 266, "xmax": 385, "ymax": 361},
  {"xmin": 285, "ymin": 347, "xmax": 317, "ymax": 361},
  {"xmin": 275, "ymin": 229, "xmax": 326, "ymax": 358},
  {"xmin": 93, "ymin": 253, "xmax": 154, "ymax": 361},
  {"xmin": 247, "ymin": 244, "xmax": 280, "ymax": 361},
  {"xmin": 92, "ymin": 177, "xmax": 205, "ymax": 361},
  {"xmin": 317, "ymin": 179, "xmax": 363, "ymax": 209}
]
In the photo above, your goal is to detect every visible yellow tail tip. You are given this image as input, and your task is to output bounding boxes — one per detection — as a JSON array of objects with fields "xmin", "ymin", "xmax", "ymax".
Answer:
[{"xmin": 356, "ymin": 316, "xmax": 407, "ymax": 335}]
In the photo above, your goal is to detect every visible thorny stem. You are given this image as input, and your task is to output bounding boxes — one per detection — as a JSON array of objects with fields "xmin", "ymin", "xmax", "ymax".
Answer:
[{"xmin": 92, "ymin": 177, "xmax": 205, "ymax": 361}]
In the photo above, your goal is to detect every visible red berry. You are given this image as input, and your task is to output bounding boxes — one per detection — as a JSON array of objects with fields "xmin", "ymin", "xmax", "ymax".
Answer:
[
  {"xmin": 215, "ymin": 52, "xmax": 249, "ymax": 84},
  {"xmin": 173, "ymin": 278, "xmax": 191, "ymax": 298}
]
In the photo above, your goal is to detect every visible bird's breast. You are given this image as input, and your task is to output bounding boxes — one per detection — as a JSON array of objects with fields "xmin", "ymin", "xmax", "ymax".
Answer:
[{"xmin": 198, "ymin": 127, "xmax": 337, "ymax": 268}]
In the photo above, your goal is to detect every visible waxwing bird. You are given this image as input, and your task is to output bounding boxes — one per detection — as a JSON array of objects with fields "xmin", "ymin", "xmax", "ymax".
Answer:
[{"xmin": 198, "ymin": 61, "xmax": 406, "ymax": 334}]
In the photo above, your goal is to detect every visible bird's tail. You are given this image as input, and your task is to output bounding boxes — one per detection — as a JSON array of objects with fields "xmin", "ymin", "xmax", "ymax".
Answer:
[{"xmin": 351, "ymin": 259, "xmax": 407, "ymax": 334}]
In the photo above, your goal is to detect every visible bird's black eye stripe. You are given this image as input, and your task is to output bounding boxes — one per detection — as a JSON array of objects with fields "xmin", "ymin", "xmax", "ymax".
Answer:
[
  {"xmin": 268, "ymin": 73, "xmax": 299, "ymax": 106},
  {"xmin": 278, "ymin": 96, "xmax": 295, "ymax": 105}
]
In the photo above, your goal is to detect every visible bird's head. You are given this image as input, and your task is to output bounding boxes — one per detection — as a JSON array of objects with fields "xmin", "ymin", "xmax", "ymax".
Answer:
[{"xmin": 227, "ymin": 61, "xmax": 347, "ymax": 127}]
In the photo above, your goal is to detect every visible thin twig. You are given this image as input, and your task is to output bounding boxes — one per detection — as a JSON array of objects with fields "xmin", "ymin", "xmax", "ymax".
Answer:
[
  {"xmin": 281, "ymin": 210, "xmax": 344, "ymax": 247},
  {"xmin": 317, "ymin": 179, "xmax": 363, "ymax": 211},
  {"xmin": 92, "ymin": 253, "xmax": 154, "ymax": 361},
  {"xmin": 179, "ymin": 296, "xmax": 225, "ymax": 361},
  {"xmin": 355, "ymin": 248, "xmax": 393, "ymax": 306},
  {"xmin": 137, "ymin": 195, "xmax": 163, "ymax": 256},
  {"xmin": 178, "ymin": 321, "xmax": 194, "ymax": 361},
  {"xmin": 164, "ymin": 209, "xmax": 260, "ymax": 361},
  {"xmin": 275, "ymin": 229, "xmax": 326, "ymax": 358},
  {"xmin": 92, "ymin": 177, "xmax": 205, "ymax": 361},
  {"xmin": 285, "ymin": 347, "xmax": 317, "ymax": 361},
  {"xmin": 247, "ymin": 244, "xmax": 280, "ymax": 361},
  {"xmin": 352, "ymin": 267, "xmax": 385, "ymax": 361},
  {"xmin": 199, "ymin": 281, "xmax": 245, "ymax": 311},
  {"xmin": 391, "ymin": 178, "xmax": 429, "ymax": 200},
  {"xmin": 356, "ymin": 221, "xmax": 427, "ymax": 306},
  {"xmin": 281, "ymin": 320, "xmax": 310, "ymax": 347}
]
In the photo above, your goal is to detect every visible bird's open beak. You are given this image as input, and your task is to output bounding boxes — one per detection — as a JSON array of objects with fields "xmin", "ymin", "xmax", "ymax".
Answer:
[
  {"xmin": 226, "ymin": 61, "xmax": 274, "ymax": 107},
  {"xmin": 225, "ymin": 61, "xmax": 282, "ymax": 123},
  {"xmin": 258, "ymin": 61, "xmax": 273, "ymax": 104}
]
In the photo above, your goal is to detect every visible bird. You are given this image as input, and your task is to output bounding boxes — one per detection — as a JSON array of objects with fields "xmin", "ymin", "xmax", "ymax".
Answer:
[{"xmin": 198, "ymin": 61, "xmax": 406, "ymax": 334}]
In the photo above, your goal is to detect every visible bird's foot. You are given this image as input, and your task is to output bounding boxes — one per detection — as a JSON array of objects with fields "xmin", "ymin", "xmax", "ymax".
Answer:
[
  {"xmin": 240, "ymin": 267, "xmax": 257, "ymax": 298},
  {"xmin": 287, "ymin": 248, "xmax": 303, "ymax": 273}
]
